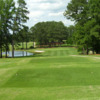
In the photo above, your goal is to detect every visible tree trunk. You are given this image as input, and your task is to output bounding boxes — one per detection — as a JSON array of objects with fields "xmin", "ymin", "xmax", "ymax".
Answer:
[
  {"xmin": 0, "ymin": 34, "xmax": 2, "ymax": 58},
  {"xmin": 5, "ymin": 43, "xmax": 8, "ymax": 58},
  {"xmin": 26, "ymin": 41, "xmax": 27, "ymax": 50},
  {"xmin": 0, "ymin": 48, "xmax": 2, "ymax": 58},
  {"xmin": 22, "ymin": 41, "xmax": 24, "ymax": 49},
  {"xmin": 95, "ymin": 47, "xmax": 100, "ymax": 54},
  {"xmin": 33, "ymin": 42, "xmax": 34, "ymax": 48},
  {"xmin": 5, "ymin": 48, "xmax": 7, "ymax": 58},
  {"xmin": 96, "ymin": 50, "xmax": 99, "ymax": 54},
  {"xmin": 12, "ymin": 40, "xmax": 14, "ymax": 58},
  {"xmin": 22, "ymin": 51, "xmax": 24, "ymax": 56},
  {"xmin": 86, "ymin": 47, "xmax": 89, "ymax": 55},
  {"xmin": 82, "ymin": 47, "xmax": 85, "ymax": 55},
  {"xmin": 93, "ymin": 48, "xmax": 95, "ymax": 54},
  {"xmin": 26, "ymin": 52, "xmax": 27, "ymax": 56}
]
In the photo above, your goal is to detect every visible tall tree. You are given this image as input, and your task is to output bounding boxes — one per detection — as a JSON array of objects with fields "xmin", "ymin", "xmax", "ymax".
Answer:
[
  {"xmin": 0, "ymin": 0, "xmax": 29, "ymax": 58},
  {"xmin": 0, "ymin": 0, "xmax": 4, "ymax": 58},
  {"xmin": 64, "ymin": 0, "xmax": 100, "ymax": 54},
  {"xmin": 0, "ymin": 0, "xmax": 15, "ymax": 58},
  {"xmin": 4, "ymin": 0, "xmax": 15, "ymax": 58},
  {"xmin": 11, "ymin": 0, "xmax": 29, "ymax": 57},
  {"xmin": 88, "ymin": 0, "xmax": 100, "ymax": 53}
]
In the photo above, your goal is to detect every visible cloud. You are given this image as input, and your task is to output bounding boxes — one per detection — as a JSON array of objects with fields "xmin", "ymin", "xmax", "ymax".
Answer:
[
  {"xmin": 17, "ymin": 0, "xmax": 74, "ymax": 28},
  {"xmin": 28, "ymin": 11, "xmax": 44, "ymax": 18},
  {"xmin": 38, "ymin": 2, "xmax": 64, "ymax": 10},
  {"xmin": 49, "ymin": 12, "xmax": 63, "ymax": 16}
]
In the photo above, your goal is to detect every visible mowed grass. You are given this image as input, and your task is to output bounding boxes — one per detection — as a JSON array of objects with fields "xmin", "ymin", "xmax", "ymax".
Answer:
[{"xmin": 0, "ymin": 47, "xmax": 100, "ymax": 100}]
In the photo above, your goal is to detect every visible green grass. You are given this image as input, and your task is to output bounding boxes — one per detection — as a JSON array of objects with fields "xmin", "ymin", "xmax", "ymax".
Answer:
[{"xmin": 0, "ymin": 47, "xmax": 100, "ymax": 100}]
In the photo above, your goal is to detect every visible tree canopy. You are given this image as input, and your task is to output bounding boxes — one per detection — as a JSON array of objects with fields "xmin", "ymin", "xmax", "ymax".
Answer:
[
  {"xmin": 0, "ymin": 0, "xmax": 29, "ymax": 58},
  {"xmin": 30, "ymin": 21, "xmax": 68, "ymax": 47},
  {"xmin": 64, "ymin": 0, "xmax": 100, "ymax": 54}
]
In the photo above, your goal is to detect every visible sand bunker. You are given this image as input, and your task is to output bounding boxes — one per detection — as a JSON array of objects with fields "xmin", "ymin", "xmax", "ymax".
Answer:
[{"xmin": 34, "ymin": 50, "xmax": 45, "ymax": 53}]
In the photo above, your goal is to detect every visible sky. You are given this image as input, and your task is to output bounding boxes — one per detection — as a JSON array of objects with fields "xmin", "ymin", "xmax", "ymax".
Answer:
[{"xmin": 17, "ymin": 0, "xmax": 74, "ymax": 28}]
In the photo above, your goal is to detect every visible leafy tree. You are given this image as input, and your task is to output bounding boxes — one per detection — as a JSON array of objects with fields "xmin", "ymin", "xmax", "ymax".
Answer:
[
  {"xmin": 0, "ymin": 0, "xmax": 4, "ymax": 58},
  {"xmin": 64, "ymin": 0, "xmax": 100, "ymax": 54},
  {"xmin": 67, "ymin": 25, "xmax": 75, "ymax": 44},
  {"xmin": 88, "ymin": 0, "xmax": 100, "ymax": 53},
  {"xmin": 0, "ymin": 0, "xmax": 29, "ymax": 58},
  {"xmin": 30, "ymin": 21, "xmax": 67, "ymax": 47},
  {"xmin": 18, "ymin": 25, "xmax": 29, "ymax": 49},
  {"xmin": 4, "ymin": 0, "xmax": 15, "ymax": 57},
  {"xmin": 11, "ymin": 0, "xmax": 29, "ymax": 57},
  {"xmin": 0, "ymin": 0, "xmax": 15, "ymax": 58}
]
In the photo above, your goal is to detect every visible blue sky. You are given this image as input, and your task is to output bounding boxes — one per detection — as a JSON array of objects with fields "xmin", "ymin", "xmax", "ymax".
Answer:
[{"xmin": 17, "ymin": 0, "xmax": 74, "ymax": 28}]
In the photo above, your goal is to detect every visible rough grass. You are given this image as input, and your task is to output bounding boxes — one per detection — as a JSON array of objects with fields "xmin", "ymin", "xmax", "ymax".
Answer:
[{"xmin": 0, "ymin": 47, "xmax": 100, "ymax": 100}]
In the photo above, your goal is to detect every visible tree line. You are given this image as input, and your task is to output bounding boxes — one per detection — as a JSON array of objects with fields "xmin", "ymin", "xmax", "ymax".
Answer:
[
  {"xmin": 30, "ymin": 21, "xmax": 68, "ymax": 47},
  {"xmin": 1, "ymin": 0, "xmax": 99, "ymax": 58},
  {"xmin": 64, "ymin": 0, "xmax": 100, "ymax": 54},
  {"xmin": 0, "ymin": 0, "xmax": 29, "ymax": 58}
]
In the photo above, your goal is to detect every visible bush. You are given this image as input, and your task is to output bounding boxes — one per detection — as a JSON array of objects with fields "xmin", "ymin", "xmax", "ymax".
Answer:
[
  {"xmin": 61, "ymin": 44, "xmax": 75, "ymax": 47},
  {"xmin": 29, "ymin": 46, "xmax": 34, "ymax": 49}
]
